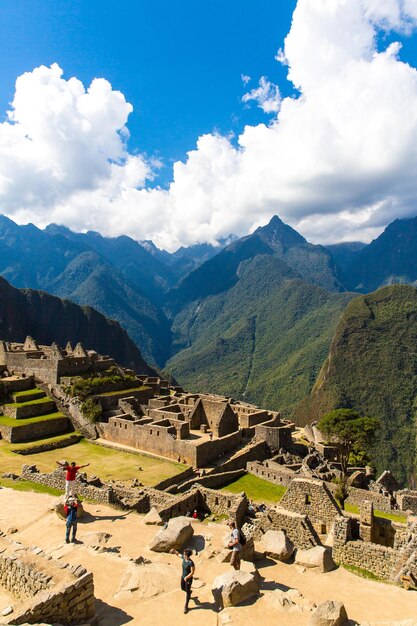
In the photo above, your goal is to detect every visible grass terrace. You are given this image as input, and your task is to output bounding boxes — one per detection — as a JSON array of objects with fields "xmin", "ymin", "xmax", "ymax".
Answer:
[
  {"xmin": 220, "ymin": 473, "xmax": 287, "ymax": 504},
  {"xmin": 0, "ymin": 438, "xmax": 187, "ymax": 487},
  {"xmin": 0, "ymin": 412, "xmax": 67, "ymax": 428},
  {"xmin": 12, "ymin": 388, "xmax": 45, "ymax": 401},
  {"xmin": 3, "ymin": 396, "xmax": 54, "ymax": 409}
]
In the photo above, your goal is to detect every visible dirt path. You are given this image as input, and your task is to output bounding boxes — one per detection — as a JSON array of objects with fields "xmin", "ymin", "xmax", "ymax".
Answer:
[{"xmin": 0, "ymin": 487, "xmax": 416, "ymax": 626}]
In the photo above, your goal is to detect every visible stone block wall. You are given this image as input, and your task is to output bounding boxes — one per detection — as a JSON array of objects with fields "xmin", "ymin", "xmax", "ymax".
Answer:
[
  {"xmin": 279, "ymin": 478, "xmax": 341, "ymax": 531},
  {"xmin": 0, "ymin": 537, "xmax": 95, "ymax": 625},
  {"xmin": 177, "ymin": 469, "xmax": 246, "ymax": 493},
  {"xmin": 333, "ymin": 539, "xmax": 399, "ymax": 581},
  {"xmin": 21, "ymin": 465, "xmax": 112, "ymax": 504},
  {"xmin": 247, "ymin": 460, "xmax": 295, "ymax": 487},
  {"xmin": 3, "ymin": 399, "xmax": 56, "ymax": 419},
  {"xmin": 0, "ymin": 416, "xmax": 69, "ymax": 443},
  {"xmin": 346, "ymin": 486, "xmax": 393, "ymax": 513},
  {"xmin": 197, "ymin": 486, "xmax": 248, "ymax": 526},
  {"xmin": 397, "ymin": 490, "xmax": 417, "ymax": 514},
  {"xmin": 153, "ymin": 467, "xmax": 195, "ymax": 491},
  {"xmin": 252, "ymin": 506, "xmax": 320, "ymax": 549}
]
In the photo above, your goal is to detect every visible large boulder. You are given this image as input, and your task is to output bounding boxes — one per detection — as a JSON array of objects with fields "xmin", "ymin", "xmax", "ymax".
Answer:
[
  {"xmin": 295, "ymin": 546, "xmax": 336, "ymax": 572},
  {"xmin": 212, "ymin": 570, "xmax": 259, "ymax": 608},
  {"xmin": 308, "ymin": 600, "xmax": 348, "ymax": 626},
  {"xmin": 261, "ymin": 530, "xmax": 294, "ymax": 561},
  {"xmin": 149, "ymin": 516, "xmax": 194, "ymax": 552}
]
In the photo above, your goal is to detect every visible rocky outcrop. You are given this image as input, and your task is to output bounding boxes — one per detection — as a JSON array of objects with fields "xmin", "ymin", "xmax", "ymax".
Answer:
[
  {"xmin": 211, "ymin": 570, "xmax": 259, "ymax": 608},
  {"xmin": 143, "ymin": 507, "xmax": 163, "ymax": 525}
]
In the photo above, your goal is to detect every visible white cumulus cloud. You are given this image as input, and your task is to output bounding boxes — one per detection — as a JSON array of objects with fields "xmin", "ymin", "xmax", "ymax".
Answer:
[{"xmin": 2, "ymin": 0, "xmax": 417, "ymax": 250}]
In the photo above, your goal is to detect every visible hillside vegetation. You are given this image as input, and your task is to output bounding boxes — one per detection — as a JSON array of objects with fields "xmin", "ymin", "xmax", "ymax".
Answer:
[
  {"xmin": 295, "ymin": 285, "xmax": 417, "ymax": 485},
  {"xmin": 167, "ymin": 255, "xmax": 354, "ymax": 413}
]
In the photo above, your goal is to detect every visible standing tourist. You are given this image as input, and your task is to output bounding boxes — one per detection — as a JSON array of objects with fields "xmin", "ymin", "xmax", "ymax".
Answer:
[
  {"xmin": 56, "ymin": 460, "xmax": 90, "ymax": 497},
  {"xmin": 170, "ymin": 548, "xmax": 195, "ymax": 614},
  {"xmin": 64, "ymin": 496, "xmax": 79, "ymax": 543},
  {"xmin": 227, "ymin": 520, "xmax": 242, "ymax": 570}
]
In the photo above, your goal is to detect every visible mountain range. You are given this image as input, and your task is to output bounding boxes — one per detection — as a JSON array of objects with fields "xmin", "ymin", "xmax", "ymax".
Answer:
[{"xmin": 3, "ymin": 212, "xmax": 417, "ymax": 483}]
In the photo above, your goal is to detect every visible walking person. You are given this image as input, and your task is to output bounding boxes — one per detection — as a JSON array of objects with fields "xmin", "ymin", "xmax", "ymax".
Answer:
[
  {"xmin": 56, "ymin": 460, "xmax": 89, "ymax": 498},
  {"xmin": 64, "ymin": 496, "xmax": 79, "ymax": 543},
  {"xmin": 227, "ymin": 520, "xmax": 242, "ymax": 570},
  {"xmin": 170, "ymin": 548, "xmax": 195, "ymax": 614}
]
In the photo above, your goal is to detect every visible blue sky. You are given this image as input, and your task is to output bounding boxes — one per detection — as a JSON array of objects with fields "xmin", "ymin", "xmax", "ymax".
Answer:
[
  {"xmin": 0, "ymin": 0, "xmax": 297, "ymax": 186},
  {"xmin": 0, "ymin": 0, "xmax": 417, "ymax": 249}
]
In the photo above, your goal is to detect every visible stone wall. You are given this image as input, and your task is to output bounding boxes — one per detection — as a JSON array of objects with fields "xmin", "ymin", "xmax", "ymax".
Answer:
[
  {"xmin": 50, "ymin": 384, "xmax": 97, "ymax": 439},
  {"xmin": 254, "ymin": 418, "xmax": 293, "ymax": 452},
  {"xmin": 397, "ymin": 490, "xmax": 417, "ymax": 514},
  {"xmin": 153, "ymin": 467, "xmax": 195, "ymax": 491},
  {"xmin": 98, "ymin": 419, "xmax": 243, "ymax": 467},
  {"xmin": 21, "ymin": 465, "xmax": 112, "ymax": 505},
  {"xmin": 209, "ymin": 441, "xmax": 269, "ymax": 476},
  {"xmin": 13, "ymin": 433, "xmax": 83, "ymax": 455},
  {"xmin": 346, "ymin": 486, "xmax": 393, "ymax": 513},
  {"xmin": 0, "ymin": 416, "xmax": 69, "ymax": 443},
  {"xmin": 3, "ymin": 399, "xmax": 56, "ymax": 419},
  {"xmin": 251, "ymin": 506, "xmax": 320, "ymax": 549},
  {"xmin": 279, "ymin": 478, "xmax": 341, "ymax": 532},
  {"xmin": 0, "ymin": 536, "xmax": 95, "ymax": 625},
  {"xmin": 177, "ymin": 469, "xmax": 246, "ymax": 493},
  {"xmin": 197, "ymin": 486, "xmax": 248, "ymax": 527},
  {"xmin": 247, "ymin": 460, "xmax": 295, "ymax": 487}
]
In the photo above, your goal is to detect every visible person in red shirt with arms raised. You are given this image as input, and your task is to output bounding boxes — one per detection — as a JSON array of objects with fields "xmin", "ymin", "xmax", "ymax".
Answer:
[{"xmin": 56, "ymin": 460, "xmax": 89, "ymax": 498}]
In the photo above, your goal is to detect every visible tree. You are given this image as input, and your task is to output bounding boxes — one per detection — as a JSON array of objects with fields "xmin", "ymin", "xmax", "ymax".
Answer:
[{"xmin": 318, "ymin": 409, "xmax": 379, "ymax": 508}]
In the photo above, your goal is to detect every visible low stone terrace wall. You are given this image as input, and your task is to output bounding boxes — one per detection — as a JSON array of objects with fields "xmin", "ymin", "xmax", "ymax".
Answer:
[{"xmin": 0, "ymin": 535, "xmax": 95, "ymax": 625}]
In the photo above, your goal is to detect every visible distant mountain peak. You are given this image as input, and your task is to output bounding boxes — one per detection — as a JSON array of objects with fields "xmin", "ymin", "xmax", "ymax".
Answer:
[{"xmin": 254, "ymin": 215, "xmax": 306, "ymax": 247}]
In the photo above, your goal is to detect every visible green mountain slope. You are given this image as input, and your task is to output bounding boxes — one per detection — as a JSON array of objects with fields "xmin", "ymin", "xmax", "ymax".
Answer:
[
  {"xmin": 295, "ymin": 285, "xmax": 417, "ymax": 485},
  {"xmin": 0, "ymin": 276, "xmax": 155, "ymax": 374},
  {"xmin": 167, "ymin": 255, "xmax": 354, "ymax": 414},
  {"xmin": 49, "ymin": 251, "xmax": 172, "ymax": 366},
  {"xmin": 167, "ymin": 215, "xmax": 346, "ymax": 314}
]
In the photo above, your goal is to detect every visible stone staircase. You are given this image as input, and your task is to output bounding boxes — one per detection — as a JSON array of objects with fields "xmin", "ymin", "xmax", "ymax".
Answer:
[{"xmin": 393, "ymin": 520, "xmax": 417, "ymax": 585}]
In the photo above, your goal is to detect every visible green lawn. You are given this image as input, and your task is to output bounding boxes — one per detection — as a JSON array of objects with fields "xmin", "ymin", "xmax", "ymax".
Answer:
[
  {"xmin": 0, "ymin": 438, "xmax": 187, "ymax": 487},
  {"xmin": 0, "ymin": 412, "xmax": 67, "ymax": 427},
  {"xmin": 344, "ymin": 502, "xmax": 407, "ymax": 524},
  {"xmin": 0, "ymin": 477, "xmax": 63, "ymax": 497},
  {"xmin": 220, "ymin": 473, "xmax": 287, "ymax": 504}
]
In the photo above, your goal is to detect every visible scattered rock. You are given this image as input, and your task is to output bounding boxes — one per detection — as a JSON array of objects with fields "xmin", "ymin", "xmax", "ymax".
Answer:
[
  {"xmin": 295, "ymin": 546, "xmax": 336, "ymax": 573},
  {"xmin": 149, "ymin": 516, "xmax": 194, "ymax": 552},
  {"xmin": 115, "ymin": 562, "xmax": 176, "ymax": 599},
  {"xmin": 1, "ymin": 607, "xmax": 13, "ymax": 616},
  {"xmin": 308, "ymin": 600, "xmax": 348, "ymax": 626},
  {"xmin": 5, "ymin": 527, "xmax": 18, "ymax": 535},
  {"xmin": 221, "ymin": 531, "xmax": 255, "ymax": 562},
  {"xmin": 261, "ymin": 530, "xmax": 294, "ymax": 561},
  {"xmin": 2, "ymin": 473, "xmax": 18, "ymax": 480},
  {"xmin": 143, "ymin": 507, "xmax": 163, "ymax": 526},
  {"xmin": 268, "ymin": 588, "xmax": 316, "ymax": 613},
  {"xmin": 82, "ymin": 532, "xmax": 112, "ymax": 551},
  {"xmin": 212, "ymin": 570, "xmax": 259, "ymax": 608}
]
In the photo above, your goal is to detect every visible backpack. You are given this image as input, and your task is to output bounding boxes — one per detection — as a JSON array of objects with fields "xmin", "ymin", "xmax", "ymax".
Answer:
[{"xmin": 239, "ymin": 529, "xmax": 247, "ymax": 546}]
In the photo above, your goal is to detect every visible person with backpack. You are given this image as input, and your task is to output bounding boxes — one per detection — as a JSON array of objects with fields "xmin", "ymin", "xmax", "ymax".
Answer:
[
  {"xmin": 227, "ymin": 520, "xmax": 245, "ymax": 570},
  {"xmin": 64, "ymin": 496, "xmax": 79, "ymax": 544}
]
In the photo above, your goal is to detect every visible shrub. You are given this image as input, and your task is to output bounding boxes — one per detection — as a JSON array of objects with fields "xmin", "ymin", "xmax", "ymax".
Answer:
[{"xmin": 80, "ymin": 398, "xmax": 102, "ymax": 423}]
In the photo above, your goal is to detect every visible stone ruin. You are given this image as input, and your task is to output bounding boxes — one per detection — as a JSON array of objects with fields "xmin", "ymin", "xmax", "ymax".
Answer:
[
  {"xmin": 0, "ymin": 533, "xmax": 95, "ymax": 625},
  {"xmin": 0, "ymin": 337, "xmax": 115, "ymax": 385}
]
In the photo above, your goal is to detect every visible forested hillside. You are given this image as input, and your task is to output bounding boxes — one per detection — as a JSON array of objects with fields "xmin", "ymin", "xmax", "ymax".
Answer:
[{"xmin": 295, "ymin": 285, "xmax": 417, "ymax": 485}]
